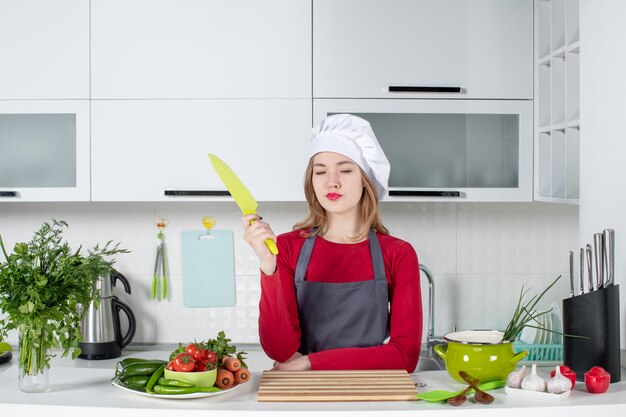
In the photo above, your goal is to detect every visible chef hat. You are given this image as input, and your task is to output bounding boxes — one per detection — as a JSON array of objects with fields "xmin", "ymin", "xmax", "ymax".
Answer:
[{"xmin": 309, "ymin": 114, "xmax": 390, "ymax": 200}]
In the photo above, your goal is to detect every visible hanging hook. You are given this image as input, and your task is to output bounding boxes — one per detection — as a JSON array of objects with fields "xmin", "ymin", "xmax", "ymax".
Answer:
[{"xmin": 199, "ymin": 216, "xmax": 216, "ymax": 240}]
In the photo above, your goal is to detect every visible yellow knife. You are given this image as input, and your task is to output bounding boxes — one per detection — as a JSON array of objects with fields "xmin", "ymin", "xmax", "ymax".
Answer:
[{"xmin": 208, "ymin": 153, "xmax": 278, "ymax": 255}]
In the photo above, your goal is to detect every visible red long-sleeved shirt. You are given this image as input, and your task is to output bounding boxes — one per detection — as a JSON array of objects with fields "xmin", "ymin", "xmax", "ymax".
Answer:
[{"xmin": 258, "ymin": 229, "xmax": 423, "ymax": 373}]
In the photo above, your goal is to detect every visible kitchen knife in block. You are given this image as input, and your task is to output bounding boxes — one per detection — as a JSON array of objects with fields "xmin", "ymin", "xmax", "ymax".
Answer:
[
  {"xmin": 208, "ymin": 153, "xmax": 278, "ymax": 255},
  {"xmin": 180, "ymin": 230, "xmax": 236, "ymax": 307}
]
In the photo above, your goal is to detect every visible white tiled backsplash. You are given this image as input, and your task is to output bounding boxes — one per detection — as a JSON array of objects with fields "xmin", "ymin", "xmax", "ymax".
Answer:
[{"xmin": 0, "ymin": 202, "xmax": 578, "ymax": 345}]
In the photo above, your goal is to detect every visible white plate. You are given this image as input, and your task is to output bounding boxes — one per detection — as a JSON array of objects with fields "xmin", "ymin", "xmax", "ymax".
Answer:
[
  {"xmin": 550, "ymin": 301, "xmax": 563, "ymax": 344},
  {"xmin": 112, "ymin": 380, "xmax": 242, "ymax": 399},
  {"xmin": 533, "ymin": 315, "xmax": 545, "ymax": 344},
  {"xmin": 520, "ymin": 325, "xmax": 537, "ymax": 344},
  {"xmin": 538, "ymin": 313, "xmax": 552, "ymax": 345},
  {"xmin": 505, "ymin": 386, "xmax": 571, "ymax": 400}
]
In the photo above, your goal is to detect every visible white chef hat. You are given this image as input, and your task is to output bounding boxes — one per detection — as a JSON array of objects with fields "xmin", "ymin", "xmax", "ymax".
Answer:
[{"xmin": 309, "ymin": 114, "xmax": 390, "ymax": 200}]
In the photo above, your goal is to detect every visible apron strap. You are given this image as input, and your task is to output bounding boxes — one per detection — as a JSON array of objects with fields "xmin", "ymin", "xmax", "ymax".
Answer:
[
  {"xmin": 368, "ymin": 229, "xmax": 387, "ymax": 282},
  {"xmin": 294, "ymin": 228, "xmax": 387, "ymax": 283}
]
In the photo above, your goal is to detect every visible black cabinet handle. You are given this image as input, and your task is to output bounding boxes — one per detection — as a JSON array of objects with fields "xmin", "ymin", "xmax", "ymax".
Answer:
[
  {"xmin": 388, "ymin": 86, "xmax": 462, "ymax": 93},
  {"xmin": 0, "ymin": 191, "xmax": 18, "ymax": 197},
  {"xmin": 164, "ymin": 190, "xmax": 230, "ymax": 197},
  {"xmin": 389, "ymin": 190, "xmax": 461, "ymax": 197}
]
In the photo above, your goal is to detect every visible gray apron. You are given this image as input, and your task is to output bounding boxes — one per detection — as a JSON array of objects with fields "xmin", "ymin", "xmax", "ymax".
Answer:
[{"xmin": 295, "ymin": 229, "xmax": 390, "ymax": 354}]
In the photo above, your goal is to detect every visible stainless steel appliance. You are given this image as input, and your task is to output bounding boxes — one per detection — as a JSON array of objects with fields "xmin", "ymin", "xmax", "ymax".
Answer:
[{"xmin": 78, "ymin": 270, "xmax": 136, "ymax": 360}]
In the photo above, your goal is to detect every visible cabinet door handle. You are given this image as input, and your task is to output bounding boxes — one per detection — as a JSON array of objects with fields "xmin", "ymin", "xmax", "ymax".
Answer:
[
  {"xmin": 389, "ymin": 190, "xmax": 461, "ymax": 197},
  {"xmin": 0, "ymin": 191, "xmax": 18, "ymax": 197},
  {"xmin": 388, "ymin": 86, "xmax": 462, "ymax": 93},
  {"xmin": 164, "ymin": 190, "xmax": 230, "ymax": 197}
]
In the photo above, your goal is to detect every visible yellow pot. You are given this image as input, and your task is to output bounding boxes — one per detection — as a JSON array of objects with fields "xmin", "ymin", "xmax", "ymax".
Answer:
[{"xmin": 434, "ymin": 330, "xmax": 528, "ymax": 384}]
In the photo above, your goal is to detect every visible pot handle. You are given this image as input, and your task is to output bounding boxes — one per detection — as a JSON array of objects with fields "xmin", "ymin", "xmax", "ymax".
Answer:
[
  {"xmin": 433, "ymin": 344, "xmax": 447, "ymax": 360},
  {"xmin": 510, "ymin": 350, "xmax": 529, "ymax": 364}
]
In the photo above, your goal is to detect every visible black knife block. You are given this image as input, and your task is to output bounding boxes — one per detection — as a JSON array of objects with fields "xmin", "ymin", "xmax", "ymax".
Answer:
[{"xmin": 562, "ymin": 284, "xmax": 621, "ymax": 383}]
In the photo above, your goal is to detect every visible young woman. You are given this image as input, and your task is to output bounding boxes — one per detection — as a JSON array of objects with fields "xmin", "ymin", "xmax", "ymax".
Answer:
[{"xmin": 243, "ymin": 114, "xmax": 422, "ymax": 372}]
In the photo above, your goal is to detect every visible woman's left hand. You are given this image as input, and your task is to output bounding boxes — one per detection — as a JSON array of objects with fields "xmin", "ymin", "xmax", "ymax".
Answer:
[{"xmin": 272, "ymin": 352, "xmax": 311, "ymax": 371}]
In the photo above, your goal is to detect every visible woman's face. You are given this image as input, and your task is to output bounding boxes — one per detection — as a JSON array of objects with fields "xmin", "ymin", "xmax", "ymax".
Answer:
[{"xmin": 311, "ymin": 152, "xmax": 364, "ymax": 216}]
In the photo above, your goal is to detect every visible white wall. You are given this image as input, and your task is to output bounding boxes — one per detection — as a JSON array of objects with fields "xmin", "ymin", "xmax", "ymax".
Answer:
[
  {"xmin": 580, "ymin": 0, "xmax": 626, "ymax": 351},
  {"xmin": 0, "ymin": 201, "xmax": 578, "ymax": 346}
]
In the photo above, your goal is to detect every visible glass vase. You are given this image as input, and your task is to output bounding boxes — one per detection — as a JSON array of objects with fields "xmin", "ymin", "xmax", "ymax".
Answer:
[{"xmin": 18, "ymin": 326, "xmax": 49, "ymax": 393}]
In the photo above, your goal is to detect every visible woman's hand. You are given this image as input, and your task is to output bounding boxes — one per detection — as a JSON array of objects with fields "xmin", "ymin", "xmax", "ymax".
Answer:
[
  {"xmin": 272, "ymin": 352, "xmax": 311, "ymax": 371},
  {"xmin": 242, "ymin": 214, "xmax": 277, "ymax": 275}
]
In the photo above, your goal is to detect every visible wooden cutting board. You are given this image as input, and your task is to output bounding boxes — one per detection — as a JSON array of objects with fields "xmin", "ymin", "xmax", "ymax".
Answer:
[{"xmin": 257, "ymin": 370, "xmax": 417, "ymax": 402}]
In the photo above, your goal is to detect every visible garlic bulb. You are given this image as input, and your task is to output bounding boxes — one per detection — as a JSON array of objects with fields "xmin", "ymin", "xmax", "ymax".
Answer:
[
  {"xmin": 547, "ymin": 365, "xmax": 573, "ymax": 394},
  {"xmin": 521, "ymin": 363, "xmax": 547, "ymax": 392},
  {"xmin": 507, "ymin": 365, "xmax": 527, "ymax": 388}
]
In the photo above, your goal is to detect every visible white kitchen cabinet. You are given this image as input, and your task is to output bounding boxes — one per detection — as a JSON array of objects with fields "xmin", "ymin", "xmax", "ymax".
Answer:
[
  {"xmin": 534, "ymin": 0, "xmax": 580, "ymax": 204},
  {"xmin": 91, "ymin": 100, "xmax": 311, "ymax": 202},
  {"xmin": 91, "ymin": 0, "xmax": 311, "ymax": 99},
  {"xmin": 0, "ymin": 0, "xmax": 89, "ymax": 99},
  {"xmin": 315, "ymin": 99, "xmax": 533, "ymax": 202},
  {"xmin": 313, "ymin": 0, "xmax": 533, "ymax": 100},
  {"xmin": 0, "ymin": 100, "xmax": 90, "ymax": 201}
]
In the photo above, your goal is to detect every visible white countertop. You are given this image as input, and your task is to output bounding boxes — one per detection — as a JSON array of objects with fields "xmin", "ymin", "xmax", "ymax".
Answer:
[{"xmin": 1, "ymin": 349, "xmax": 625, "ymax": 417}]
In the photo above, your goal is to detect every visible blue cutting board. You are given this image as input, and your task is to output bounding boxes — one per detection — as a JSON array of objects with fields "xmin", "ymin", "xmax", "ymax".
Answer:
[{"xmin": 180, "ymin": 230, "xmax": 236, "ymax": 307}]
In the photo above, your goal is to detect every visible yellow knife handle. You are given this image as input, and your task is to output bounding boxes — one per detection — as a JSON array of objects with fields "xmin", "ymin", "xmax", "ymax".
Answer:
[
  {"xmin": 265, "ymin": 238, "xmax": 279, "ymax": 255},
  {"xmin": 249, "ymin": 217, "xmax": 279, "ymax": 255}
]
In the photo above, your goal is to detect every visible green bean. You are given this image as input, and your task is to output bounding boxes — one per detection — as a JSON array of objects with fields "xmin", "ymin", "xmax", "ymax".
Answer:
[
  {"xmin": 157, "ymin": 377, "xmax": 194, "ymax": 387},
  {"xmin": 152, "ymin": 385, "xmax": 222, "ymax": 395},
  {"xmin": 145, "ymin": 364, "xmax": 166, "ymax": 395}
]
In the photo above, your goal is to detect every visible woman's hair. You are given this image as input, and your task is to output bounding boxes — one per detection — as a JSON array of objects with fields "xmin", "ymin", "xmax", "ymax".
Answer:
[{"xmin": 293, "ymin": 158, "xmax": 389, "ymax": 241}]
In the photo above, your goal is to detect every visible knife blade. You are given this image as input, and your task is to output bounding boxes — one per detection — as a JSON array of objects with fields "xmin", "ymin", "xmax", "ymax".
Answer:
[
  {"xmin": 579, "ymin": 248, "xmax": 585, "ymax": 295},
  {"xmin": 208, "ymin": 153, "xmax": 278, "ymax": 255},
  {"xmin": 593, "ymin": 233, "xmax": 604, "ymax": 290},
  {"xmin": 568, "ymin": 250, "xmax": 575, "ymax": 297},
  {"xmin": 603, "ymin": 229, "xmax": 615, "ymax": 287},
  {"xmin": 586, "ymin": 244, "xmax": 594, "ymax": 292}
]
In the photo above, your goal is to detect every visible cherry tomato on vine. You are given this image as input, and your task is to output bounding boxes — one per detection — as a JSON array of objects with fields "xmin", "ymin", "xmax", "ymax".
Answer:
[
  {"xmin": 173, "ymin": 352, "xmax": 196, "ymax": 372},
  {"xmin": 204, "ymin": 350, "xmax": 218, "ymax": 365}
]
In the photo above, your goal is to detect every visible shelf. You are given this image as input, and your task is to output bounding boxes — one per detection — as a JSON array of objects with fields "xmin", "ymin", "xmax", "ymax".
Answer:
[
  {"xmin": 535, "ymin": 0, "xmax": 580, "ymax": 205},
  {"xmin": 567, "ymin": 41, "xmax": 580, "ymax": 54},
  {"xmin": 534, "ymin": 195, "xmax": 579, "ymax": 205},
  {"xmin": 552, "ymin": 46, "xmax": 567, "ymax": 59},
  {"xmin": 537, "ymin": 121, "xmax": 580, "ymax": 133}
]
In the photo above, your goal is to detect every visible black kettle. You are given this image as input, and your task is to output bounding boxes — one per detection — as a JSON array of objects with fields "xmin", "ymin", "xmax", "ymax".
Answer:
[{"xmin": 78, "ymin": 270, "xmax": 137, "ymax": 360}]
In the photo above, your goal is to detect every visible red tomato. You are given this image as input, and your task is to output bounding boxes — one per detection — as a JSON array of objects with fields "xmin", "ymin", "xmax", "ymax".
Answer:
[
  {"xmin": 186, "ymin": 342, "xmax": 209, "ymax": 362},
  {"xmin": 195, "ymin": 361, "xmax": 208, "ymax": 372},
  {"xmin": 166, "ymin": 360, "xmax": 176, "ymax": 371},
  {"xmin": 173, "ymin": 352, "xmax": 196, "ymax": 372},
  {"xmin": 585, "ymin": 366, "xmax": 610, "ymax": 394},
  {"xmin": 185, "ymin": 343, "xmax": 197, "ymax": 358},
  {"xmin": 550, "ymin": 365, "xmax": 577, "ymax": 388},
  {"xmin": 204, "ymin": 350, "xmax": 218, "ymax": 365}
]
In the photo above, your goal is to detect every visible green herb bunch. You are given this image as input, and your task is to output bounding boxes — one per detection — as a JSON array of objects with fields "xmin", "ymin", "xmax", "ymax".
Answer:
[
  {"xmin": 0, "ymin": 219, "xmax": 129, "ymax": 375},
  {"xmin": 502, "ymin": 275, "xmax": 561, "ymax": 342}
]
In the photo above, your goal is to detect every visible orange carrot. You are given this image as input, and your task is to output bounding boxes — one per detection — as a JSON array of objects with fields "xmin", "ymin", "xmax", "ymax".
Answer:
[
  {"xmin": 223, "ymin": 356, "xmax": 241, "ymax": 372},
  {"xmin": 234, "ymin": 368, "xmax": 250, "ymax": 384},
  {"xmin": 216, "ymin": 369, "xmax": 235, "ymax": 389}
]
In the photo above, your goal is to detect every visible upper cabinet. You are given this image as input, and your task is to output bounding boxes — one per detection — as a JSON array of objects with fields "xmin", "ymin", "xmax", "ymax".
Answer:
[
  {"xmin": 91, "ymin": 0, "xmax": 311, "ymax": 99},
  {"xmin": 313, "ymin": 0, "xmax": 533, "ymax": 100},
  {"xmin": 91, "ymin": 99, "xmax": 311, "ymax": 202},
  {"xmin": 0, "ymin": 0, "xmax": 89, "ymax": 99},
  {"xmin": 0, "ymin": 100, "xmax": 90, "ymax": 201}
]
